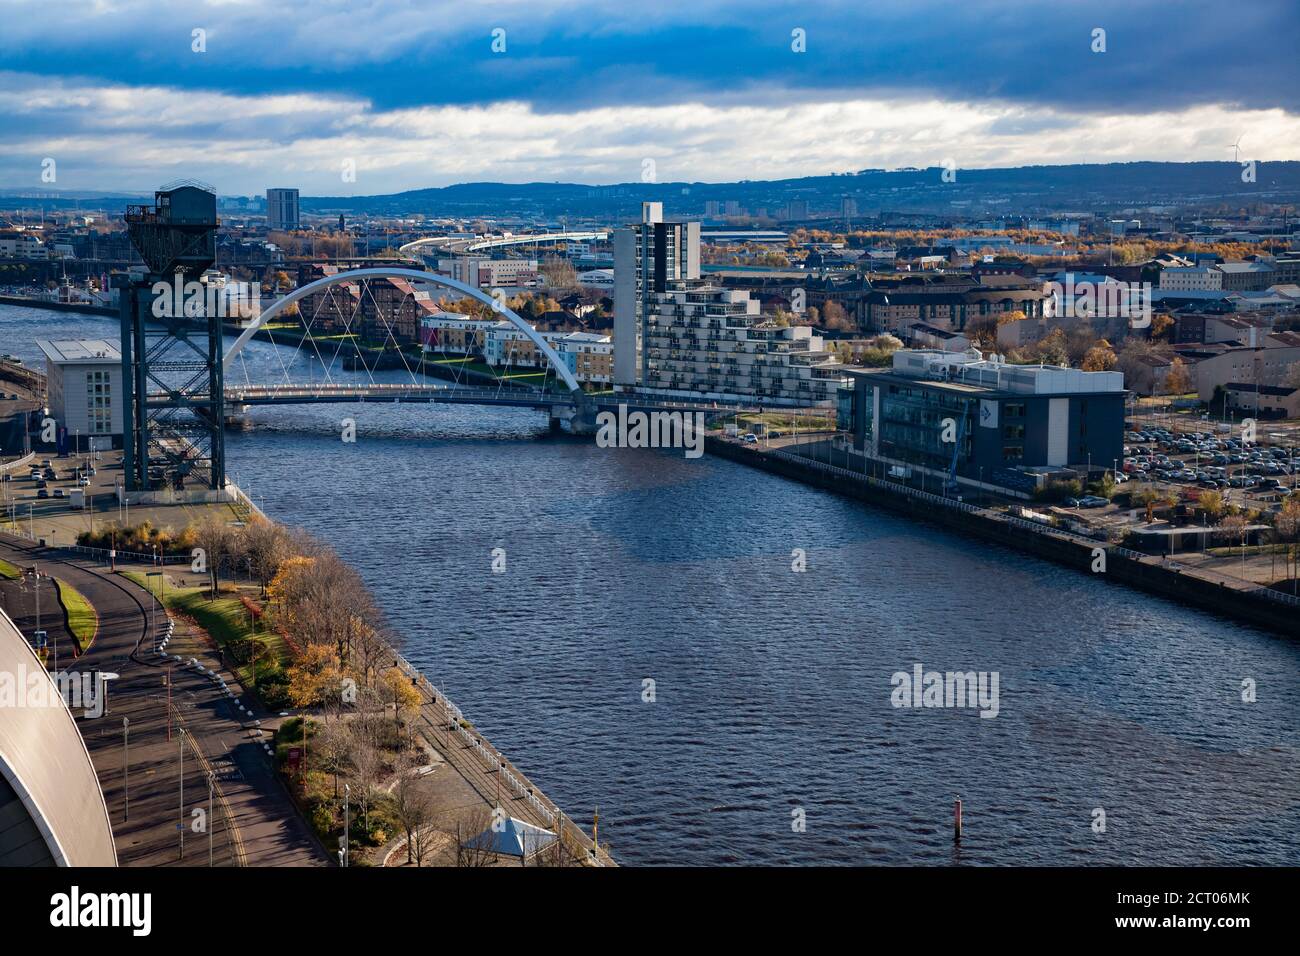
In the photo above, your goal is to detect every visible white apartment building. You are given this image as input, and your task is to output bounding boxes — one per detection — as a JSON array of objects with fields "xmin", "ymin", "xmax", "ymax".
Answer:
[
  {"xmin": 642, "ymin": 283, "xmax": 847, "ymax": 406},
  {"xmin": 418, "ymin": 314, "xmax": 500, "ymax": 354},
  {"xmin": 437, "ymin": 257, "xmax": 540, "ymax": 289},
  {"xmin": 480, "ymin": 322, "xmax": 611, "ymax": 387},
  {"xmin": 0, "ymin": 232, "xmax": 47, "ymax": 259},
  {"xmin": 36, "ymin": 339, "xmax": 123, "ymax": 448},
  {"xmin": 1159, "ymin": 265, "xmax": 1223, "ymax": 291}
]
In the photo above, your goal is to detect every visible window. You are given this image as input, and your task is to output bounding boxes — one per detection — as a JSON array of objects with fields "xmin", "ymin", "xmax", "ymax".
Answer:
[{"xmin": 86, "ymin": 370, "xmax": 112, "ymax": 434}]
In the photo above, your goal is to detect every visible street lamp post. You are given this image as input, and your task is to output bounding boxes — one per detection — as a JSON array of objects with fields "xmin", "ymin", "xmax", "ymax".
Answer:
[
  {"xmin": 178, "ymin": 727, "xmax": 186, "ymax": 861},
  {"xmin": 342, "ymin": 784, "xmax": 350, "ymax": 868},
  {"xmin": 207, "ymin": 770, "xmax": 215, "ymax": 867},
  {"xmin": 122, "ymin": 717, "xmax": 129, "ymax": 822}
]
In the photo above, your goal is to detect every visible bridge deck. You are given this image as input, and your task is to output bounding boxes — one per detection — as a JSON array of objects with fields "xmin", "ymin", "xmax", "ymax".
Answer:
[{"xmin": 219, "ymin": 383, "xmax": 770, "ymax": 415}]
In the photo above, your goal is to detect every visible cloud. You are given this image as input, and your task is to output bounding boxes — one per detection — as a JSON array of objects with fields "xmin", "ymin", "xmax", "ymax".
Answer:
[
  {"xmin": 0, "ymin": 1, "xmax": 1295, "ymax": 190},
  {"xmin": 0, "ymin": 0, "xmax": 1295, "ymax": 115},
  {"xmin": 3, "ymin": 71, "xmax": 1300, "ymax": 194}
]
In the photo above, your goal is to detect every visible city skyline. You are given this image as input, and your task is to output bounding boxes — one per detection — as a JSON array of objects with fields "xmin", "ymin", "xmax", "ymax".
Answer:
[{"xmin": 1, "ymin": 0, "xmax": 1298, "ymax": 194}]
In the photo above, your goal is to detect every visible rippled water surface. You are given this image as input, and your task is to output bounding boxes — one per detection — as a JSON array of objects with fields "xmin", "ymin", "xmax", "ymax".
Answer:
[{"xmin": 5, "ymin": 304, "xmax": 1299, "ymax": 865}]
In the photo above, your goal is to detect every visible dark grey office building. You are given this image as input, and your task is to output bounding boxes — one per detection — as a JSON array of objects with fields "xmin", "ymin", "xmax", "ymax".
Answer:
[{"xmin": 838, "ymin": 349, "xmax": 1126, "ymax": 492}]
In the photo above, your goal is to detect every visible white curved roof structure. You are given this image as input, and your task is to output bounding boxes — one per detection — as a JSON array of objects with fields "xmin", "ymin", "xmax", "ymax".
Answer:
[{"xmin": 0, "ymin": 607, "xmax": 117, "ymax": 866}]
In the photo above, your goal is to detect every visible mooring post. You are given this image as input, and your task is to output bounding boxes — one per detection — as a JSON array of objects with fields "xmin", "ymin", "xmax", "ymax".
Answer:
[{"xmin": 954, "ymin": 796, "xmax": 962, "ymax": 843}]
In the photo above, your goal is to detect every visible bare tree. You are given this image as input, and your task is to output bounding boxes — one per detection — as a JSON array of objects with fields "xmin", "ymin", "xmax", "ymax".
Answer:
[
  {"xmin": 315, "ymin": 718, "xmax": 354, "ymax": 798},
  {"xmin": 349, "ymin": 737, "xmax": 384, "ymax": 833},
  {"xmin": 1219, "ymin": 512, "xmax": 1250, "ymax": 556},
  {"xmin": 242, "ymin": 517, "xmax": 293, "ymax": 594},
  {"xmin": 453, "ymin": 805, "xmax": 500, "ymax": 868},
  {"xmin": 192, "ymin": 516, "xmax": 234, "ymax": 599},
  {"xmin": 391, "ymin": 761, "xmax": 437, "ymax": 866}
]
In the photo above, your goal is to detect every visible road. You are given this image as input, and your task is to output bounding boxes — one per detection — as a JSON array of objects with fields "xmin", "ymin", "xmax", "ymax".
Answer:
[{"xmin": 0, "ymin": 533, "xmax": 326, "ymax": 866}]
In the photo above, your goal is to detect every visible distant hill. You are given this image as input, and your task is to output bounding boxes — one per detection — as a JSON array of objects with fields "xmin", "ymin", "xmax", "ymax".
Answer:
[
  {"xmin": 4, "ymin": 161, "xmax": 1298, "ymax": 218},
  {"xmin": 300, "ymin": 161, "xmax": 1300, "ymax": 219}
]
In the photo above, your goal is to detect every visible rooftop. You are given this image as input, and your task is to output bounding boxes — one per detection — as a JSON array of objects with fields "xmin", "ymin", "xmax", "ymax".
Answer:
[
  {"xmin": 845, "ymin": 347, "xmax": 1125, "ymax": 396},
  {"xmin": 36, "ymin": 339, "xmax": 121, "ymax": 364}
]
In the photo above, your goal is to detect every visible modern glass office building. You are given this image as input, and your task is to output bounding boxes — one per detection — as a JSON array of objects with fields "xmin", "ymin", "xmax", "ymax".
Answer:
[{"xmin": 841, "ymin": 349, "xmax": 1126, "ymax": 491}]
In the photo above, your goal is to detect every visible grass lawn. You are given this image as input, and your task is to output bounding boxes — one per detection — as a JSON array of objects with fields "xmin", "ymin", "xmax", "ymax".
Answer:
[
  {"xmin": 122, "ymin": 572, "xmax": 289, "ymax": 689},
  {"xmin": 0, "ymin": 557, "xmax": 20, "ymax": 580},
  {"xmin": 732, "ymin": 411, "xmax": 837, "ymax": 432},
  {"xmin": 54, "ymin": 578, "xmax": 98, "ymax": 654},
  {"xmin": 419, "ymin": 353, "xmax": 560, "ymax": 389}
]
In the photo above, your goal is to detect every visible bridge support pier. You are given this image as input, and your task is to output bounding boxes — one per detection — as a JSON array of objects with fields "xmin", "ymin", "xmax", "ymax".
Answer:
[
  {"xmin": 225, "ymin": 403, "xmax": 251, "ymax": 431},
  {"xmin": 544, "ymin": 394, "xmax": 599, "ymax": 435}
]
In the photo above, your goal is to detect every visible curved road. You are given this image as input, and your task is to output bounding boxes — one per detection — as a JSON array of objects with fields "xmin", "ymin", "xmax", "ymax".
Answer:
[{"xmin": 0, "ymin": 533, "xmax": 325, "ymax": 867}]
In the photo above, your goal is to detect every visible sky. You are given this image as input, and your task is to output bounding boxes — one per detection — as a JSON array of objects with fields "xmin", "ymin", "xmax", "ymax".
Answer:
[{"xmin": 1, "ymin": 0, "xmax": 1298, "ymax": 196}]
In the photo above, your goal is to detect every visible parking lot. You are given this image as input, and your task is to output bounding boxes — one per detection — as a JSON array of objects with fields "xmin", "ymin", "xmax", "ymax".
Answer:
[
  {"xmin": 2, "ymin": 450, "xmax": 118, "ymax": 535},
  {"xmin": 1119, "ymin": 423, "xmax": 1300, "ymax": 511}
]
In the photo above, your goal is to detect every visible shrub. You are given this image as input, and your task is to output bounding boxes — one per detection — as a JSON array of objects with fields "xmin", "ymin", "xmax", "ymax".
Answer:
[
  {"xmin": 1035, "ymin": 479, "xmax": 1082, "ymax": 503},
  {"xmin": 255, "ymin": 669, "xmax": 291, "ymax": 710},
  {"xmin": 310, "ymin": 803, "xmax": 334, "ymax": 835}
]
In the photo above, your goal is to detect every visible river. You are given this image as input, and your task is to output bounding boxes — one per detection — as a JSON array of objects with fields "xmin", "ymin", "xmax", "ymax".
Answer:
[{"xmin": 3, "ymin": 302, "xmax": 1298, "ymax": 866}]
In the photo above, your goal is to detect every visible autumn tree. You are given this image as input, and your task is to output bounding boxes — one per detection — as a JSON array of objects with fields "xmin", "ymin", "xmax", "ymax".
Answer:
[
  {"xmin": 820, "ymin": 300, "xmax": 854, "ymax": 332},
  {"xmin": 241, "ymin": 516, "xmax": 294, "ymax": 595},
  {"xmin": 285, "ymin": 644, "xmax": 347, "ymax": 710},
  {"xmin": 965, "ymin": 315, "xmax": 999, "ymax": 350},
  {"xmin": 381, "ymin": 666, "xmax": 423, "ymax": 725},
  {"xmin": 266, "ymin": 550, "xmax": 381, "ymax": 668},
  {"xmin": 314, "ymin": 718, "xmax": 354, "ymax": 798},
  {"xmin": 1272, "ymin": 495, "xmax": 1300, "ymax": 587},
  {"xmin": 1081, "ymin": 340, "xmax": 1118, "ymax": 372},
  {"xmin": 1150, "ymin": 312, "xmax": 1175, "ymax": 342},
  {"xmin": 192, "ymin": 515, "xmax": 242, "ymax": 599},
  {"xmin": 1198, "ymin": 490, "xmax": 1225, "ymax": 520},
  {"xmin": 1164, "ymin": 357, "xmax": 1193, "ymax": 396},
  {"xmin": 350, "ymin": 738, "xmax": 384, "ymax": 832},
  {"xmin": 1028, "ymin": 328, "xmax": 1069, "ymax": 366},
  {"xmin": 454, "ymin": 805, "xmax": 501, "ymax": 868}
]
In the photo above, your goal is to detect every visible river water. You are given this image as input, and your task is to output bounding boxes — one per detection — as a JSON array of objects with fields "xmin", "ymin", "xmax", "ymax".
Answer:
[{"xmin": 4, "ymin": 303, "xmax": 1299, "ymax": 866}]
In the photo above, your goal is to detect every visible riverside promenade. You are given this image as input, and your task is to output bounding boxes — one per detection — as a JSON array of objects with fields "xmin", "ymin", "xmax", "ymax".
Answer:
[
  {"xmin": 3, "ymin": 479, "xmax": 613, "ymax": 865},
  {"xmin": 224, "ymin": 487, "xmax": 615, "ymax": 865}
]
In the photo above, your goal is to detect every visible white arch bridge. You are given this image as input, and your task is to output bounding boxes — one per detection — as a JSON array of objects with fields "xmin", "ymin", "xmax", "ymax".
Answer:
[{"xmin": 210, "ymin": 266, "xmax": 750, "ymax": 431}]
